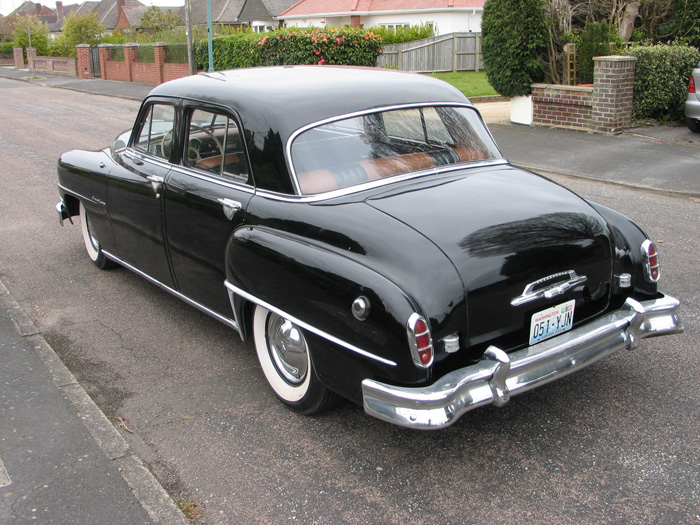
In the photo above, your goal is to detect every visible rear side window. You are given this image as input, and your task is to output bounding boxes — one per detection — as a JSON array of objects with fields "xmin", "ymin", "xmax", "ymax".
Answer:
[
  {"xmin": 185, "ymin": 108, "xmax": 250, "ymax": 185},
  {"xmin": 133, "ymin": 103, "xmax": 175, "ymax": 160}
]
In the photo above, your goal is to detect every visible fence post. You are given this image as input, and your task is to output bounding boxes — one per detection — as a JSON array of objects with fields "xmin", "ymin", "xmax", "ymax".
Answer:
[
  {"xmin": 398, "ymin": 49, "xmax": 403, "ymax": 71},
  {"xmin": 452, "ymin": 33, "xmax": 458, "ymax": 72},
  {"xmin": 474, "ymin": 34, "xmax": 481, "ymax": 72},
  {"xmin": 124, "ymin": 43, "xmax": 138, "ymax": 82},
  {"xmin": 154, "ymin": 42, "xmax": 166, "ymax": 84},
  {"xmin": 591, "ymin": 55, "xmax": 637, "ymax": 134},
  {"xmin": 98, "ymin": 44, "xmax": 111, "ymax": 80},
  {"xmin": 13, "ymin": 47, "xmax": 24, "ymax": 69},
  {"xmin": 76, "ymin": 44, "xmax": 91, "ymax": 78}
]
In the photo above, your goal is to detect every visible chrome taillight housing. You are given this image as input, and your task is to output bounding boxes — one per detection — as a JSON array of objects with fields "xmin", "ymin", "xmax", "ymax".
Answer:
[
  {"xmin": 641, "ymin": 239, "xmax": 660, "ymax": 283},
  {"xmin": 407, "ymin": 313, "xmax": 433, "ymax": 368}
]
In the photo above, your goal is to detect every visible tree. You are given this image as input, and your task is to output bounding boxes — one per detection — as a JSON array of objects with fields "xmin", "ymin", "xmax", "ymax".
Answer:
[
  {"xmin": 13, "ymin": 16, "xmax": 49, "ymax": 56},
  {"xmin": 482, "ymin": 0, "xmax": 550, "ymax": 97},
  {"xmin": 138, "ymin": 6, "xmax": 182, "ymax": 32},
  {"xmin": 62, "ymin": 12, "xmax": 104, "ymax": 49}
]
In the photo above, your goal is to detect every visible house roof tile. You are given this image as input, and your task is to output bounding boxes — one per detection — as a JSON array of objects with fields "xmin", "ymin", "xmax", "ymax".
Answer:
[{"xmin": 281, "ymin": 0, "xmax": 484, "ymax": 17}]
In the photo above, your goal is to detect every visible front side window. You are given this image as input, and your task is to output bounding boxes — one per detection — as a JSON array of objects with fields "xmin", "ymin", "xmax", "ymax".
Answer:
[
  {"xmin": 185, "ymin": 108, "xmax": 250, "ymax": 184},
  {"xmin": 291, "ymin": 106, "xmax": 502, "ymax": 195},
  {"xmin": 133, "ymin": 103, "xmax": 175, "ymax": 160}
]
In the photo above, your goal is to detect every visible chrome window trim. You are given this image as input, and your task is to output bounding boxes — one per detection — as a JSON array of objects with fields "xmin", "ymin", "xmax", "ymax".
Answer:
[
  {"xmin": 123, "ymin": 146, "xmax": 173, "ymax": 171},
  {"xmin": 224, "ymin": 281, "xmax": 397, "ymax": 367},
  {"xmin": 254, "ymin": 158, "xmax": 509, "ymax": 204},
  {"xmin": 102, "ymin": 251, "xmax": 239, "ymax": 332},
  {"xmin": 168, "ymin": 164, "xmax": 256, "ymax": 194},
  {"xmin": 285, "ymin": 102, "xmax": 504, "ymax": 196}
]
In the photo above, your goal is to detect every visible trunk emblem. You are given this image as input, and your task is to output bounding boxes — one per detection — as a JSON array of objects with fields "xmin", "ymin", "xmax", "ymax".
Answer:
[{"xmin": 511, "ymin": 270, "xmax": 587, "ymax": 306}]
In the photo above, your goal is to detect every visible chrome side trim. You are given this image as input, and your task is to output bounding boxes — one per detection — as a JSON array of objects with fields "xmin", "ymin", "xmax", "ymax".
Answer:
[
  {"xmin": 224, "ymin": 280, "xmax": 397, "ymax": 367},
  {"xmin": 102, "ymin": 251, "xmax": 239, "ymax": 332},
  {"xmin": 362, "ymin": 294, "xmax": 683, "ymax": 429}
]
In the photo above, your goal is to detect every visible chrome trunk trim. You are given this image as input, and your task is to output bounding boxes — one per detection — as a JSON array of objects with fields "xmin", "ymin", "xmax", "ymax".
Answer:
[{"xmin": 362, "ymin": 294, "xmax": 682, "ymax": 430}]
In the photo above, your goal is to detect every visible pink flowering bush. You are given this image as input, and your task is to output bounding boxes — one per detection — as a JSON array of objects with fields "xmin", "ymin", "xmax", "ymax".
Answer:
[{"xmin": 258, "ymin": 27, "xmax": 382, "ymax": 67}]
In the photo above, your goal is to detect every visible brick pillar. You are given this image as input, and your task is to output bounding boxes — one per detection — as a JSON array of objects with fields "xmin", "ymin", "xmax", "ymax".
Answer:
[
  {"xmin": 350, "ymin": 15, "xmax": 361, "ymax": 28},
  {"xmin": 13, "ymin": 47, "xmax": 24, "ymax": 69},
  {"xmin": 98, "ymin": 44, "xmax": 111, "ymax": 80},
  {"xmin": 76, "ymin": 44, "xmax": 91, "ymax": 78},
  {"xmin": 154, "ymin": 42, "xmax": 165, "ymax": 84},
  {"xmin": 124, "ymin": 43, "xmax": 138, "ymax": 82},
  {"xmin": 591, "ymin": 55, "xmax": 637, "ymax": 134},
  {"xmin": 27, "ymin": 47, "xmax": 36, "ymax": 72}
]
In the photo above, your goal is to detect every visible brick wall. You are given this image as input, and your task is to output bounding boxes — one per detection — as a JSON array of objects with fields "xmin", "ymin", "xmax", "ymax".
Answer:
[
  {"xmin": 531, "ymin": 55, "xmax": 637, "ymax": 135},
  {"xmin": 98, "ymin": 43, "xmax": 191, "ymax": 85},
  {"xmin": 30, "ymin": 56, "xmax": 78, "ymax": 76},
  {"xmin": 76, "ymin": 44, "xmax": 92, "ymax": 78},
  {"xmin": 531, "ymin": 84, "xmax": 593, "ymax": 130}
]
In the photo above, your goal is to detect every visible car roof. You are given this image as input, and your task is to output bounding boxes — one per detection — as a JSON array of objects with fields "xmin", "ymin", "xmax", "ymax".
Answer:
[{"xmin": 148, "ymin": 65, "xmax": 471, "ymax": 141}]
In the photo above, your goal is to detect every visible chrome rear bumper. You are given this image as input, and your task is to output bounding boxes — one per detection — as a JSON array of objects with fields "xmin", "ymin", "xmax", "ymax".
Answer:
[{"xmin": 362, "ymin": 294, "xmax": 682, "ymax": 430}]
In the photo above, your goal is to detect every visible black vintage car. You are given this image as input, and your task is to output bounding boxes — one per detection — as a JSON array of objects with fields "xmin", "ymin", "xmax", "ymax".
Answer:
[{"xmin": 56, "ymin": 66, "xmax": 682, "ymax": 429}]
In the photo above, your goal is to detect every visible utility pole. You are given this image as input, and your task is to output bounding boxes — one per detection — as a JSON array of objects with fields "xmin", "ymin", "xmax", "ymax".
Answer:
[{"xmin": 185, "ymin": 0, "xmax": 195, "ymax": 75}]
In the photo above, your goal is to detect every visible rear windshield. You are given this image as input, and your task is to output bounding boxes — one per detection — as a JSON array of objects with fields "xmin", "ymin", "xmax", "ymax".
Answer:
[{"xmin": 290, "ymin": 106, "xmax": 502, "ymax": 195}]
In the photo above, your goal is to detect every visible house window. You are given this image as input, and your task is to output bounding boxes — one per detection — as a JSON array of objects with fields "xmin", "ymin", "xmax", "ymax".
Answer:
[{"xmin": 380, "ymin": 23, "xmax": 410, "ymax": 32}]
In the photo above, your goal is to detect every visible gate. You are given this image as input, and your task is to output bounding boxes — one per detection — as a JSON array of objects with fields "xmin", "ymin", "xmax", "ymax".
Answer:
[{"xmin": 89, "ymin": 47, "xmax": 100, "ymax": 78}]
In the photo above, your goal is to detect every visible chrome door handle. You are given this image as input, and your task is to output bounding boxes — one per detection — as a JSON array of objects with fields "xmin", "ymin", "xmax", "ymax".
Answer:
[
  {"xmin": 146, "ymin": 175, "xmax": 164, "ymax": 195},
  {"xmin": 218, "ymin": 198, "xmax": 242, "ymax": 220}
]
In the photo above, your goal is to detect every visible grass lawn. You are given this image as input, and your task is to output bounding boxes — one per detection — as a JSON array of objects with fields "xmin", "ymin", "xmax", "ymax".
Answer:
[{"xmin": 427, "ymin": 71, "xmax": 499, "ymax": 98}]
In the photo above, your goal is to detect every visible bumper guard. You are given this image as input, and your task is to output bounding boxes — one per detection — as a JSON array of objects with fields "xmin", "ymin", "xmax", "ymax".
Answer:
[{"xmin": 362, "ymin": 294, "xmax": 682, "ymax": 430}]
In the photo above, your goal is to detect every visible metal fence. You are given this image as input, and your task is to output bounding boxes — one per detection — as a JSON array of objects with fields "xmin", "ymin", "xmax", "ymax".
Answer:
[{"xmin": 377, "ymin": 33, "xmax": 483, "ymax": 73}]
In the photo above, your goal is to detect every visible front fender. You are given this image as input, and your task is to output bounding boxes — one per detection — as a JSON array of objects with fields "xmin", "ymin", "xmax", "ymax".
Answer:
[{"xmin": 225, "ymin": 225, "xmax": 431, "ymax": 391}]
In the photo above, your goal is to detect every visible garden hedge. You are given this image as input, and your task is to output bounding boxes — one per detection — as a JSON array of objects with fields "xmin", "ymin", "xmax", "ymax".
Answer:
[
  {"xmin": 195, "ymin": 27, "xmax": 382, "ymax": 71},
  {"xmin": 623, "ymin": 43, "xmax": 700, "ymax": 122}
]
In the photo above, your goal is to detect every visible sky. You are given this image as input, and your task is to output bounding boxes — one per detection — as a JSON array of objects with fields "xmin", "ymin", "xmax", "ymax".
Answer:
[{"xmin": 0, "ymin": 0, "xmax": 186, "ymax": 17}]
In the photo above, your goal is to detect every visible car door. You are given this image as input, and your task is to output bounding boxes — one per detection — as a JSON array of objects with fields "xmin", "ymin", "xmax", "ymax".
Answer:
[
  {"xmin": 163, "ymin": 104, "xmax": 254, "ymax": 318},
  {"xmin": 108, "ymin": 98, "xmax": 177, "ymax": 288}
]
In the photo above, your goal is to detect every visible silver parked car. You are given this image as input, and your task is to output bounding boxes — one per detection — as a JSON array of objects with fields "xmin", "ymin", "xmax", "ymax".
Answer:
[{"xmin": 686, "ymin": 60, "xmax": 700, "ymax": 133}]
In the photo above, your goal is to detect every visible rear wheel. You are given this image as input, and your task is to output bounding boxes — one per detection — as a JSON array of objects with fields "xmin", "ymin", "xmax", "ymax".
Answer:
[
  {"xmin": 80, "ymin": 201, "xmax": 117, "ymax": 270},
  {"xmin": 253, "ymin": 305, "xmax": 338, "ymax": 414},
  {"xmin": 688, "ymin": 118, "xmax": 700, "ymax": 133}
]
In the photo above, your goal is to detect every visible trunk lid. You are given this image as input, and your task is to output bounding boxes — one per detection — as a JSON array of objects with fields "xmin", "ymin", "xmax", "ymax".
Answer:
[{"xmin": 366, "ymin": 165, "xmax": 613, "ymax": 353}]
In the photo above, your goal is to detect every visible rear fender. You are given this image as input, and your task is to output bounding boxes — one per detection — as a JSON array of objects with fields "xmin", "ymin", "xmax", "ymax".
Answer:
[{"xmin": 225, "ymin": 226, "xmax": 431, "ymax": 388}]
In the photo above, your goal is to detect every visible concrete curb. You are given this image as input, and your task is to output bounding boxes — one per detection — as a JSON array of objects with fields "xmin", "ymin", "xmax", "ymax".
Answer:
[{"xmin": 0, "ymin": 279, "xmax": 189, "ymax": 525}]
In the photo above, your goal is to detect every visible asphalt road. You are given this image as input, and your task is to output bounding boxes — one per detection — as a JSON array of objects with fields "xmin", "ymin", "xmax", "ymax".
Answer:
[{"xmin": 1, "ymin": 78, "xmax": 698, "ymax": 523}]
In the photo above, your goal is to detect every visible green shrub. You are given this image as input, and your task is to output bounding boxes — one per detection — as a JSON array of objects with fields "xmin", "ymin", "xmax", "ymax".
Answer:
[
  {"xmin": 623, "ymin": 43, "xmax": 700, "ymax": 121},
  {"xmin": 0, "ymin": 42, "xmax": 14, "ymax": 54},
  {"xmin": 577, "ymin": 22, "xmax": 618, "ymax": 84},
  {"xmin": 194, "ymin": 32, "xmax": 260, "ymax": 70},
  {"xmin": 258, "ymin": 27, "xmax": 382, "ymax": 67},
  {"xmin": 368, "ymin": 23, "xmax": 435, "ymax": 44},
  {"xmin": 196, "ymin": 27, "xmax": 383, "ymax": 71},
  {"xmin": 481, "ymin": 0, "xmax": 549, "ymax": 98}
]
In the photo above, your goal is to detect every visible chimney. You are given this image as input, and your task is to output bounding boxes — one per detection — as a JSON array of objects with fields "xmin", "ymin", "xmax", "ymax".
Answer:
[
  {"xmin": 117, "ymin": 0, "xmax": 125, "ymax": 9},
  {"xmin": 56, "ymin": 1, "xmax": 63, "ymax": 18}
]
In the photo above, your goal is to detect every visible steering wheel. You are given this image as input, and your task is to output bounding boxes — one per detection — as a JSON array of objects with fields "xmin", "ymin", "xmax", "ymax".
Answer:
[
  {"xmin": 189, "ymin": 124, "xmax": 224, "ymax": 165},
  {"xmin": 160, "ymin": 130, "xmax": 174, "ymax": 158}
]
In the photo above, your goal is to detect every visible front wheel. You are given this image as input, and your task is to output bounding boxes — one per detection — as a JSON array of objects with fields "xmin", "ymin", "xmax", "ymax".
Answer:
[
  {"xmin": 80, "ymin": 201, "xmax": 117, "ymax": 270},
  {"xmin": 688, "ymin": 118, "xmax": 700, "ymax": 133},
  {"xmin": 253, "ymin": 305, "xmax": 338, "ymax": 414}
]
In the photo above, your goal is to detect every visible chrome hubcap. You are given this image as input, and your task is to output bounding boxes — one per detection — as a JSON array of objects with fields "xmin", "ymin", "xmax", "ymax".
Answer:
[{"xmin": 266, "ymin": 314, "xmax": 308, "ymax": 385}]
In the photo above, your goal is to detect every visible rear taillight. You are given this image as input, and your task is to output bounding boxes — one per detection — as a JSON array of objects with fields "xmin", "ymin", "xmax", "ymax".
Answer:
[
  {"xmin": 407, "ymin": 313, "xmax": 433, "ymax": 368},
  {"xmin": 690, "ymin": 75, "xmax": 696, "ymax": 94},
  {"xmin": 642, "ymin": 240, "xmax": 660, "ymax": 282}
]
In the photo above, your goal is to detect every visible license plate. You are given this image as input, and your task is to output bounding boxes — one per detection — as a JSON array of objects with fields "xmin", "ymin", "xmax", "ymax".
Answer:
[{"xmin": 529, "ymin": 300, "xmax": 575, "ymax": 345}]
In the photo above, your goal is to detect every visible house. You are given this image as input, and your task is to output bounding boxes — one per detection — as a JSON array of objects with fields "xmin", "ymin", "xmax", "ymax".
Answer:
[
  {"xmin": 115, "ymin": 0, "xmax": 297, "ymax": 32},
  {"xmin": 278, "ymin": 0, "xmax": 485, "ymax": 34},
  {"xmin": 42, "ymin": 0, "xmax": 145, "ymax": 34}
]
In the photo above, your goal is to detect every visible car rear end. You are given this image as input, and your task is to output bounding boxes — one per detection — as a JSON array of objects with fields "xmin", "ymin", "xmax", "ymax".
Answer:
[{"xmin": 686, "ymin": 60, "xmax": 700, "ymax": 132}]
